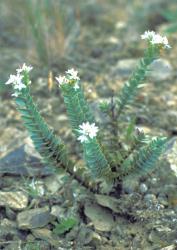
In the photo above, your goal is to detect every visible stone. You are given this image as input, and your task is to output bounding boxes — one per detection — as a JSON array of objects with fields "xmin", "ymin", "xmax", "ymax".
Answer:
[
  {"xmin": 112, "ymin": 58, "xmax": 173, "ymax": 83},
  {"xmin": 84, "ymin": 202, "xmax": 115, "ymax": 232},
  {"xmin": 163, "ymin": 184, "xmax": 177, "ymax": 206},
  {"xmin": 0, "ymin": 127, "xmax": 24, "ymax": 158},
  {"xmin": 122, "ymin": 178, "xmax": 139, "ymax": 194},
  {"xmin": 0, "ymin": 191, "xmax": 28, "ymax": 210},
  {"xmin": 5, "ymin": 206, "xmax": 17, "ymax": 220},
  {"xmin": 28, "ymin": 179, "xmax": 45, "ymax": 197},
  {"xmin": 144, "ymin": 194, "xmax": 157, "ymax": 206},
  {"xmin": 77, "ymin": 227, "xmax": 94, "ymax": 245},
  {"xmin": 158, "ymin": 140, "xmax": 177, "ymax": 194},
  {"xmin": 17, "ymin": 206, "xmax": 51, "ymax": 229},
  {"xmin": 90, "ymin": 99, "xmax": 110, "ymax": 124},
  {"xmin": 50, "ymin": 205, "xmax": 66, "ymax": 219},
  {"xmin": 160, "ymin": 246, "xmax": 177, "ymax": 250},
  {"xmin": 139, "ymin": 183, "xmax": 148, "ymax": 194},
  {"xmin": 157, "ymin": 193, "xmax": 168, "ymax": 207},
  {"xmin": 32, "ymin": 228, "xmax": 59, "ymax": 247},
  {"xmin": 89, "ymin": 231, "xmax": 102, "ymax": 248},
  {"xmin": 0, "ymin": 219, "xmax": 18, "ymax": 239},
  {"xmin": 45, "ymin": 174, "xmax": 65, "ymax": 194},
  {"xmin": 149, "ymin": 227, "xmax": 176, "ymax": 246},
  {"xmin": 24, "ymin": 137, "xmax": 42, "ymax": 159},
  {"xmin": 0, "ymin": 145, "xmax": 54, "ymax": 176},
  {"xmin": 112, "ymin": 58, "xmax": 138, "ymax": 79},
  {"xmin": 32, "ymin": 228, "xmax": 52, "ymax": 240},
  {"xmin": 95, "ymin": 194, "xmax": 121, "ymax": 213},
  {"xmin": 149, "ymin": 59, "xmax": 173, "ymax": 82}
]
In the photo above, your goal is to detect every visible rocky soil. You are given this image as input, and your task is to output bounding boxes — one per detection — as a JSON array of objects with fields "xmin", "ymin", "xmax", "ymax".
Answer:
[{"xmin": 1, "ymin": 0, "xmax": 177, "ymax": 249}]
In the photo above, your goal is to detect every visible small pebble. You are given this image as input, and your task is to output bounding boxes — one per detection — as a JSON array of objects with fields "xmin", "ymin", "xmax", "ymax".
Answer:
[
  {"xmin": 151, "ymin": 178, "xmax": 157, "ymax": 184},
  {"xmin": 139, "ymin": 183, "xmax": 148, "ymax": 194},
  {"xmin": 144, "ymin": 194, "xmax": 157, "ymax": 205}
]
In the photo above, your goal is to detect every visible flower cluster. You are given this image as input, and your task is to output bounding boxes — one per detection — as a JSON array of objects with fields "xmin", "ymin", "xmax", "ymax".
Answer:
[
  {"xmin": 16, "ymin": 63, "xmax": 33, "ymax": 74},
  {"xmin": 56, "ymin": 68, "xmax": 80, "ymax": 90},
  {"xmin": 77, "ymin": 122, "xmax": 99, "ymax": 143},
  {"xmin": 141, "ymin": 30, "xmax": 171, "ymax": 49},
  {"xmin": 5, "ymin": 63, "xmax": 33, "ymax": 97}
]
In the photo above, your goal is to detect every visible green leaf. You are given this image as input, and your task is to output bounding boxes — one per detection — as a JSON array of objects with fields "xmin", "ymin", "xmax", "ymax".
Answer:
[
  {"xmin": 165, "ymin": 23, "xmax": 177, "ymax": 34},
  {"xmin": 162, "ymin": 10, "xmax": 177, "ymax": 21},
  {"xmin": 116, "ymin": 45, "xmax": 159, "ymax": 116},
  {"xmin": 53, "ymin": 218, "xmax": 77, "ymax": 235},
  {"xmin": 125, "ymin": 117, "xmax": 136, "ymax": 142},
  {"xmin": 99, "ymin": 101, "xmax": 110, "ymax": 113},
  {"xmin": 122, "ymin": 137, "xmax": 167, "ymax": 178}
]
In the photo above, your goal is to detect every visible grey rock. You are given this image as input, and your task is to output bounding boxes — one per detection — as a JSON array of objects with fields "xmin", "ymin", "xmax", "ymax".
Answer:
[
  {"xmin": 112, "ymin": 58, "xmax": 173, "ymax": 83},
  {"xmin": 0, "ymin": 191, "xmax": 28, "ymax": 210},
  {"xmin": 163, "ymin": 184, "xmax": 177, "ymax": 206},
  {"xmin": 150, "ymin": 177, "xmax": 158, "ymax": 185},
  {"xmin": 90, "ymin": 99, "xmax": 110, "ymax": 124},
  {"xmin": 50, "ymin": 205, "xmax": 66, "ymax": 219},
  {"xmin": 149, "ymin": 226, "xmax": 176, "ymax": 246},
  {"xmin": 144, "ymin": 194, "xmax": 157, "ymax": 205},
  {"xmin": 95, "ymin": 194, "xmax": 121, "ymax": 213},
  {"xmin": 77, "ymin": 227, "xmax": 94, "ymax": 245},
  {"xmin": 0, "ymin": 145, "xmax": 54, "ymax": 176},
  {"xmin": 32, "ymin": 228, "xmax": 59, "ymax": 247},
  {"xmin": 27, "ymin": 179, "xmax": 45, "ymax": 197},
  {"xmin": 139, "ymin": 183, "xmax": 148, "ymax": 194},
  {"xmin": 45, "ymin": 174, "xmax": 65, "ymax": 194},
  {"xmin": 17, "ymin": 206, "xmax": 51, "ymax": 229},
  {"xmin": 157, "ymin": 193, "xmax": 168, "ymax": 207},
  {"xmin": 160, "ymin": 245, "xmax": 177, "ymax": 250},
  {"xmin": 84, "ymin": 202, "xmax": 115, "ymax": 232},
  {"xmin": 149, "ymin": 59, "xmax": 173, "ymax": 82},
  {"xmin": 0, "ymin": 219, "xmax": 18, "ymax": 239},
  {"xmin": 112, "ymin": 58, "xmax": 138, "ymax": 79},
  {"xmin": 24, "ymin": 137, "xmax": 42, "ymax": 159},
  {"xmin": 122, "ymin": 178, "xmax": 139, "ymax": 194},
  {"xmin": 5, "ymin": 206, "xmax": 16, "ymax": 220}
]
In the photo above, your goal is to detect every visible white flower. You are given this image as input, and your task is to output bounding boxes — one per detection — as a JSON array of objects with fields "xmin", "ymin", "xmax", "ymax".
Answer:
[
  {"xmin": 5, "ymin": 73, "xmax": 26, "ymax": 91},
  {"xmin": 77, "ymin": 134, "xmax": 88, "ymax": 143},
  {"xmin": 11, "ymin": 92, "xmax": 19, "ymax": 97},
  {"xmin": 141, "ymin": 30, "xmax": 171, "ymax": 49},
  {"xmin": 55, "ymin": 75, "xmax": 69, "ymax": 86},
  {"xmin": 77, "ymin": 122, "xmax": 99, "ymax": 142},
  {"xmin": 5, "ymin": 74, "xmax": 22, "ymax": 85},
  {"xmin": 16, "ymin": 63, "xmax": 33, "ymax": 74},
  {"xmin": 56, "ymin": 70, "xmax": 80, "ymax": 90},
  {"xmin": 66, "ymin": 68, "xmax": 80, "ymax": 81},
  {"xmin": 5, "ymin": 63, "xmax": 32, "ymax": 97},
  {"xmin": 141, "ymin": 30, "xmax": 155, "ymax": 40},
  {"xmin": 151, "ymin": 35, "xmax": 171, "ymax": 48},
  {"xmin": 5, "ymin": 72, "xmax": 26, "ymax": 98},
  {"xmin": 13, "ymin": 81, "xmax": 26, "ymax": 91}
]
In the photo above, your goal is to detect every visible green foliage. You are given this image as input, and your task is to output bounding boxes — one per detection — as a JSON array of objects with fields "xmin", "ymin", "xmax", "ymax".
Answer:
[
  {"xmin": 16, "ymin": 87, "xmax": 69, "ymax": 171},
  {"xmin": 162, "ymin": 9, "xmax": 177, "ymax": 33},
  {"xmin": 83, "ymin": 138, "xmax": 112, "ymax": 179},
  {"xmin": 15, "ymin": 79, "xmax": 94, "ymax": 191},
  {"xmin": 60, "ymin": 81, "xmax": 112, "ymax": 181},
  {"xmin": 5, "ymin": 34, "xmax": 169, "ymax": 194},
  {"xmin": 116, "ymin": 45, "xmax": 159, "ymax": 116},
  {"xmin": 121, "ymin": 137, "xmax": 167, "ymax": 177},
  {"xmin": 23, "ymin": 242, "xmax": 41, "ymax": 250},
  {"xmin": 99, "ymin": 100, "xmax": 110, "ymax": 113},
  {"xmin": 22, "ymin": 177, "xmax": 43, "ymax": 198},
  {"xmin": 23, "ymin": 0, "xmax": 79, "ymax": 65},
  {"xmin": 61, "ymin": 84, "xmax": 94, "ymax": 133},
  {"xmin": 53, "ymin": 218, "xmax": 77, "ymax": 235}
]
